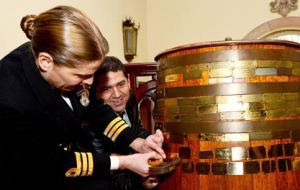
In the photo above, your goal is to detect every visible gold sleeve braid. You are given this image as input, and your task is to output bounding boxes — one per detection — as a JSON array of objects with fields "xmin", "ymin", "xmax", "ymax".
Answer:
[
  {"xmin": 65, "ymin": 152, "xmax": 94, "ymax": 177},
  {"xmin": 103, "ymin": 116, "xmax": 129, "ymax": 142}
]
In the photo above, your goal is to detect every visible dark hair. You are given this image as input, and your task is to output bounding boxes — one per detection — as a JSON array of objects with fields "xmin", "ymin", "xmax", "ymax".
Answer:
[
  {"xmin": 94, "ymin": 56, "xmax": 128, "ymax": 78},
  {"xmin": 20, "ymin": 5, "xmax": 109, "ymax": 67}
]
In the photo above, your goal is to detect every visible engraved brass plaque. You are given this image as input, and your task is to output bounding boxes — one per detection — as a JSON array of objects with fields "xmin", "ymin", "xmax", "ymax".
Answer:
[
  {"xmin": 199, "ymin": 151, "xmax": 214, "ymax": 159},
  {"xmin": 292, "ymin": 68, "xmax": 300, "ymax": 76},
  {"xmin": 262, "ymin": 160, "xmax": 276, "ymax": 173},
  {"xmin": 227, "ymin": 162, "xmax": 243, "ymax": 175},
  {"xmin": 208, "ymin": 77, "xmax": 233, "ymax": 84},
  {"xmin": 244, "ymin": 111, "xmax": 266, "ymax": 120},
  {"xmin": 216, "ymin": 95, "xmax": 242, "ymax": 104},
  {"xmin": 218, "ymin": 103, "xmax": 244, "ymax": 112},
  {"xmin": 194, "ymin": 96, "xmax": 216, "ymax": 105},
  {"xmin": 177, "ymin": 98, "xmax": 195, "ymax": 106},
  {"xmin": 179, "ymin": 106, "xmax": 197, "ymax": 114},
  {"xmin": 224, "ymin": 134, "xmax": 249, "ymax": 141},
  {"xmin": 244, "ymin": 161, "xmax": 260, "ymax": 174},
  {"xmin": 232, "ymin": 60, "xmax": 257, "ymax": 68},
  {"xmin": 295, "ymin": 142, "xmax": 300, "ymax": 156},
  {"xmin": 257, "ymin": 60, "xmax": 277, "ymax": 68},
  {"xmin": 293, "ymin": 157, "xmax": 300, "ymax": 170},
  {"xmin": 221, "ymin": 112, "xmax": 244, "ymax": 120},
  {"xmin": 241, "ymin": 94, "xmax": 263, "ymax": 103},
  {"xmin": 165, "ymin": 74, "xmax": 179, "ymax": 82},
  {"xmin": 231, "ymin": 147, "xmax": 249, "ymax": 161},
  {"xmin": 197, "ymin": 105, "xmax": 218, "ymax": 114},
  {"xmin": 215, "ymin": 148, "xmax": 231, "ymax": 160},
  {"xmin": 249, "ymin": 146, "xmax": 266, "ymax": 159},
  {"xmin": 183, "ymin": 71, "xmax": 202, "ymax": 80},
  {"xmin": 212, "ymin": 163, "xmax": 226, "ymax": 175},
  {"xmin": 233, "ymin": 68, "xmax": 255, "ymax": 78},
  {"xmin": 263, "ymin": 93, "xmax": 284, "ymax": 102},
  {"xmin": 197, "ymin": 162, "xmax": 210, "ymax": 175},
  {"xmin": 189, "ymin": 63, "xmax": 210, "ymax": 71},
  {"xmin": 211, "ymin": 62, "xmax": 233, "ymax": 69},
  {"xmin": 209, "ymin": 68, "xmax": 232, "ymax": 78},
  {"xmin": 255, "ymin": 68, "xmax": 277, "ymax": 76}
]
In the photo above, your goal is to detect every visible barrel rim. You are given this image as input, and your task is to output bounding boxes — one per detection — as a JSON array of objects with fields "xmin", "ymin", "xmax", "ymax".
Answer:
[{"xmin": 154, "ymin": 39, "xmax": 300, "ymax": 61}]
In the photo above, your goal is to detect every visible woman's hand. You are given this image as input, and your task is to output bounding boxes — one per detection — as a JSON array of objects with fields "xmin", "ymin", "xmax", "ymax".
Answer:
[{"xmin": 118, "ymin": 151, "xmax": 161, "ymax": 177}]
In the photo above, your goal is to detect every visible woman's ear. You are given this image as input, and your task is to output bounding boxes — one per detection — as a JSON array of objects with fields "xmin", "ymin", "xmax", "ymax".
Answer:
[{"xmin": 36, "ymin": 52, "xmax": 54, "ymax": 72}]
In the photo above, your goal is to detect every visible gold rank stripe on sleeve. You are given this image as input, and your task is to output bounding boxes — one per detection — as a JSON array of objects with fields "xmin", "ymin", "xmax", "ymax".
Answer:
[
  {"xmin": 65, "ymin": 152, "xmax": 94, "ymax": 177},
  {"xmin": 104, "ymin": 116, "xmax": 129, "ymax": 142},
  {"xmin": 80, "ymin": 152, "xmax": 88, "ymax": 176},
  {"xmin": 87, "ymin": 152, "xmax": 94, "ymax": 176}
]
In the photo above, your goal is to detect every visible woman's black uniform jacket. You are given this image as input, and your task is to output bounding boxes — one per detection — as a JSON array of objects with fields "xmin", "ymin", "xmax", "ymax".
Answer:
[{"xmin": 0, "ymin": 42, "xmax": 146, "ymax": 190}]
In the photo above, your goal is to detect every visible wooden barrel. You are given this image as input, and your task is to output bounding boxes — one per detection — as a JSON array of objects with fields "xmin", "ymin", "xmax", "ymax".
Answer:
[{"xmin": 154, "ymin": 40, "xmax": 300, "ymax": 190}]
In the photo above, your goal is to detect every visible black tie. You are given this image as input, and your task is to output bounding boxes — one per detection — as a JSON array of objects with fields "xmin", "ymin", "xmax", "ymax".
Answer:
[{"xmin": 117, "ymin": 111, "xmax": 125, "ymax": 118}]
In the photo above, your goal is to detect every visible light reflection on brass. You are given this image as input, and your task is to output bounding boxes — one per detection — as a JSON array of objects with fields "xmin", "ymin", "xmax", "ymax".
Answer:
[
  {"xmin": 218, "ymin": 103, "xmax": 244, "ymax": 112},
  {"xmin": 209, "ymin": 68, "xmax": 232, "ymax": 78},
  {"xmin": 208, "ymin": 77, "xmax": 233, "ymax": 84},
  {"xmin": 216, "ymin": 95, "xmax": 242, "ymax": 104},
  {"xmin": 199, "ymin": 133, "xmax": 250, "ymax": 142},
  {"xmin": 221, "ymin": 112, "xmax": 244, "ymax": 120},
  {"xmin": 227, "ymin": 162, "xmax": 244, "ymax": 175},
  {"xmin": 224, "ymin": 134, "xmax": 249, "ymax": 141},
  {"xmin": 231, "ymin": 147, "xmax": 249, "ymax": 161},
  {"xmin": 211, "ymin": 62, "xmax": 233, "ymax": 69},
  {"xmin": 241, "ymin": 94, "xmax": 263, "ymax": 103},
  {"xmin": 215, "ymin": 147, "xmax": 249, "ymax": 161},
  {"xmin": 233, "ymin": 68, "xmax": 255, "ymax": 78},
  {"xmin": 232, "ymin": 60, "xmax": 257, "ymax": 68}
]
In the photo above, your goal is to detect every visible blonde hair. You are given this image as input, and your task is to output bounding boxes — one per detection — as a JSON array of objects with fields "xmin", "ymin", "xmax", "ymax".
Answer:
[{"xmin": 20, "ymin": 5, "xmax": 109, "ymax": 67}]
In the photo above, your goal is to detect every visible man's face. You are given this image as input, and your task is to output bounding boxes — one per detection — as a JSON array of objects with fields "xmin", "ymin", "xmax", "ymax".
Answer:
[{"xmin": 96, "ymin": 70, "xmax": 130, "ymax": 112}]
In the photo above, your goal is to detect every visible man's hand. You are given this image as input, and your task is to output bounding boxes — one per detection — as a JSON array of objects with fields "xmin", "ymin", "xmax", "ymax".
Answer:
[
  {"xmin": 142, "ymin": 176, "xmax": 159, "ymax": 189},
  {"xmin": 130, "ymin": 129, "xmax": 166, "ymax": 159}
]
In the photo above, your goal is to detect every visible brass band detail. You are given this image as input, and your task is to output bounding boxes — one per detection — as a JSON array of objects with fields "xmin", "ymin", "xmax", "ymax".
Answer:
[
  {"xmin": 161, "ymin": 120, "xmax": 300, "ymax": 134},
  {"xmin": 158, "ymin": 60, "xmax": 300, "ymax": 84},
  {"xmin": 157, "ymin": 83, "xmax": 300, "ymax": 98},
  {"xmin": 157, "ymin": 49, "xmax": 300, "ymax": 70},
  {"xmin": 159, "ymin": 130, "xmax": 300, "ymax": 144}
]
